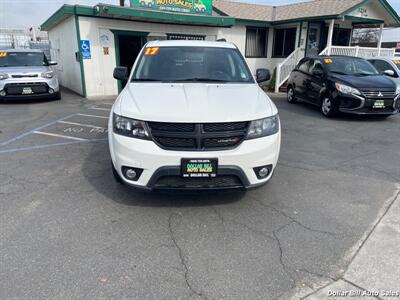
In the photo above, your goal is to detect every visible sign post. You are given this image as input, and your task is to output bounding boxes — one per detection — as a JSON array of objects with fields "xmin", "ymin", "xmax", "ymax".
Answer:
[{"xmin": 130, "ymin": 0, "xmax": 212, "ymax": 15}]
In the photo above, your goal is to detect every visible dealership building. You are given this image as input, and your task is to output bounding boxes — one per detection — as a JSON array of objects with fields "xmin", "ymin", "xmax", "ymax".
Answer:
[{"xmin": 41, "ymin": 0, "xmax": 400, "ymax": 98}]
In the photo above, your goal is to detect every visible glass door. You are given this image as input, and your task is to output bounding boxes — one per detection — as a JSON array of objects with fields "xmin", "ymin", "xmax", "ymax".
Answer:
[{"xmin": 306, "ymin": 23, "xmax": 321, "ymax": 56}]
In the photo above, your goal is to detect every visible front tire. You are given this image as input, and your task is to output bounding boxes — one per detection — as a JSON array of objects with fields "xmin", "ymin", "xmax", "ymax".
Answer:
[
  {"xmin": 321, "ymin": 95, "xmax": 338, "ymax": 117},
  {"xmin": 112, "ymin": 162, "xmax": 124, "ymax": 185},
  {"xmin": 54, "ymin": 91, "xmax": 61, "ymax": 100},
  {"xmin": 287, "ymin": 86, "xmax": 297, "ymax": 104}
]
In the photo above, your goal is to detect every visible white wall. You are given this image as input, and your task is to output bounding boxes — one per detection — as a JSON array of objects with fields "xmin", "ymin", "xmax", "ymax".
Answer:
[
  {"xmin": 78, "ymin": 17, "xmax": 220, "ymax": 98},
  {"xmin": 48, "ymin": 16, "xmax": 82, "ymax": 95}
]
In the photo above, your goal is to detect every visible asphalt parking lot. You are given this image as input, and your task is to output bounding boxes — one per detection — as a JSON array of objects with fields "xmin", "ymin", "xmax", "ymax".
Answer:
[{"xmin": 1, "ymin": 89, "xmax": 399, "ymax": 299}]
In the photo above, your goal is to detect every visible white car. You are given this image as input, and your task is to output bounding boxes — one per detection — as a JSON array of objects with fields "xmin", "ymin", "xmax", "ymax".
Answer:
[
  {"xmin": 109, "ymin": 40, "xmax": 280, "ymax": 190},
  {"xmin": 368, "ymin": 57, "xmax": 400, "ymax": 89}
]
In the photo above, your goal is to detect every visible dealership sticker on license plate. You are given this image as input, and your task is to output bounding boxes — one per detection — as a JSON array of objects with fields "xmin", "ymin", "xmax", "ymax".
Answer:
[
  {"xmin": 22, "ymin": 87, "xmax": 33, "ymax": 94},
  {"xmin": 181, "ymin": 158, "xmax": 218, "ymax": 178},
  {"xmin": 373, "ymin": 100, "xmax": 385, "ymax": 108}
]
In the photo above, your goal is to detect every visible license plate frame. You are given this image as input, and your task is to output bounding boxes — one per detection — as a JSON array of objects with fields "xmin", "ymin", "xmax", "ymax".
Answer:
[
  {"xmin": 181, "ymin": 158, "xmax": 218, "ymax": 178},
  {"xmin": 372, "ymin": 99, "xmax": 386, "ymax": 109},
  {"xmin": 22, "ymin": 87, "xmax": 33, "ymax": 95}
]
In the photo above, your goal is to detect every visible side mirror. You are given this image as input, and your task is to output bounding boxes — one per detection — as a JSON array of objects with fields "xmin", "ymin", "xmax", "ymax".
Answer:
[
  {"xmin": 256, "ymin": 68, "xmax": 271, "ymax": 83},
  {"xmin": 113, "ymin": 66, "xmax": 129, "ymax": 81},
  {"xmin": 383, "ymin": 69, "xmax": 395, "ymax": 77},
  {"xmin": 48, "ymin": 61, "xmax": 57, "ymax": 66},
  {"xmin": 312, "ymin": 69, "xmax": 324, "ymax": 77}
]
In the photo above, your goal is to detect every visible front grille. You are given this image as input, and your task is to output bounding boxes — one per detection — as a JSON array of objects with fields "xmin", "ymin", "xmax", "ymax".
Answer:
[
  {"xmin": 147, "ymin": 121, "xmax": 249, "ymax": 151},
  {"xmin": 360, "ymin": 89, "xmax": 396, "ymax": 99},
  {"xmin": 153, "ymin": 175, "xmax": 243, "ymax": 189},
  {"xmin": 5, "ymin": 82, "xmax": 48, "ymax": 95},
  {"xmin": 11, "ymin": 74, "xmax": 38, "ymax": 78}
]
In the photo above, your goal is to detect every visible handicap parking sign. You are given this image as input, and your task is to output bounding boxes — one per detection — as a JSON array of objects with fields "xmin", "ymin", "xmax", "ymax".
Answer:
[{"xmin": 80, "ymin": 40, "xmax": 91, "ymax": 60}]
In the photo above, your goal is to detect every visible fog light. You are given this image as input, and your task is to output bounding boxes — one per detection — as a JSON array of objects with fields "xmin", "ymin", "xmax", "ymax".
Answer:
[
  {"xmin": 48, "ymin": 88, "xmax": 54, "ymax": 94},
  {"xmin": 253, "ymin": 165, "xmax": 272, "ymax": 180},
  {"xmin": 259, "ymin": 167, "xmax": 269, "ymax": 177},
  {"xmin": 121, "ymin": 166, "xmax": 143, "ymax": 181},
  {"xmin": 126, "ymin": 169, "xmax": 137, "ymax": 179},
  {"xmin": 0, "ymin": 90, "xmax": 6, "ymax": 96}
]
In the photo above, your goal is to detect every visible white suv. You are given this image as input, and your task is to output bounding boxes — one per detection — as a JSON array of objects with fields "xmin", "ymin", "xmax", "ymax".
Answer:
[{"xmin": 109, "ymin": 40, "xmax": 280, "ymax": 190}]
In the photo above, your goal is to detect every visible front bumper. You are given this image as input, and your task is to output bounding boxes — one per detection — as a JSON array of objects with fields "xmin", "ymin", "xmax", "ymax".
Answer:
[
  {"xmin": 335, "ymin": 93, "xmax": 400, "ymax": 115},
  {"xmin": 109, "ymin": 130, "xmax": 281, "ymax": 190},
  {"xmin": 0, "ymin": 77, "xmax": 59, "ymax": 101}
]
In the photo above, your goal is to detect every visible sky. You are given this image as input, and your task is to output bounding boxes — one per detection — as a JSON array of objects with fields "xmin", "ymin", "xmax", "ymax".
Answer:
[{"xmin": 0, "ymin": 0, "xmax": 399, "ymax": 29}]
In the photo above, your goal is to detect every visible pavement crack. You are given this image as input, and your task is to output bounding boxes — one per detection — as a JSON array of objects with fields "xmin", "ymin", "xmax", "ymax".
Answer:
[
  {"xmin": 168, "ymin": 213, "xmax": 208, "ymax": 300},
  {"xmin": 272, "ymin": 222, "xmax": 297, "ymax": 288},
  {"xmin": 252, "ymin": 197, "xmax": 339, "ymax": 237}
]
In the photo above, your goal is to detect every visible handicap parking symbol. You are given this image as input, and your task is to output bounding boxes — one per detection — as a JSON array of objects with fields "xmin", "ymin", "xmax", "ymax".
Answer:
[{"xmin": 80, "ymin": 40, "xmax": 91, "ymax": 60}]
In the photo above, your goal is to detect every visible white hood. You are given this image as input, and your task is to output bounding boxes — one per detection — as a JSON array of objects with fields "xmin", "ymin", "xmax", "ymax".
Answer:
[{"xmin": 116, "ymin": 83, "xmax": 276, "ymax": 122}]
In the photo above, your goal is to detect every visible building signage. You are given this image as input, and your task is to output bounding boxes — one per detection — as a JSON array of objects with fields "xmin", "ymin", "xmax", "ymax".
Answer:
[
  {"xmin": 80, "ymin": 40, "xmax": 91, "ymax": 60},
  {"xmin": 130, "ymin": 0, "xmax": 212, "ymax": 15}
]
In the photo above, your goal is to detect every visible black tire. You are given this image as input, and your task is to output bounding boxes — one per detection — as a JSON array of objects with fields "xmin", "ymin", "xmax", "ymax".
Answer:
[
  {"xmin": 112, "ymin": 162, "xmax": 124, "ymax": 185},
  {"xmin": 287, "ymin": 86, "xmax": 297, "ymax": 104},
  {"xmin": 54, "ymin": 91, "xmax": 61, "ymax": 100},
  {"xmin": 321, "ymin": 95, "xmax": 338, "ymax": 117}
]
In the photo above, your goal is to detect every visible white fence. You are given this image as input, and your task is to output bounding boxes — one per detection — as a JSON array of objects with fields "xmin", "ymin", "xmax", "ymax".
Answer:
[
  {"xmin": 275, "ymin": 48, "xmax": 305, "ymax": 93},
  {"xmin": 319, "ymin": 46, "xmax": 396, "ymax": 58}
]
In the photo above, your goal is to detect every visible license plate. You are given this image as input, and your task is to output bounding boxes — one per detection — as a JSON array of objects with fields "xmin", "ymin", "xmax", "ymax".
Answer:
[
  {"xmin": 181, "ymin": 158, "xmax": 218, "ymax": 178},
  {"xmin": 22, "ymin": 87, "xmax": 33, "ymax": 94},
  {"xmin": 373, "ymin": 100, "xmax": 385, "ymax": 108}
]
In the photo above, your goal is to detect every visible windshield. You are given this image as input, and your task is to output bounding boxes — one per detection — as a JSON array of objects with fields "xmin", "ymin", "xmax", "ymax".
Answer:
[
  {"xmin": 324, "ymin": 57, "xmax": 379, "ymax": 76},
  {"xmin": 132, "ymin": 46, "xmax": 254, "ymax": 83},
  {"xmin": 0, "ymin": 52, "xmax": 48, "ymax": 67}
]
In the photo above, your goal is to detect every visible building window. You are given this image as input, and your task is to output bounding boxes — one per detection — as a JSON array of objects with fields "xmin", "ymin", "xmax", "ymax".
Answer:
[
  {"xmin": 167, "ymin": 34, "xmax": 205, "ymax": 40},
  {"xmin": 245, "ymin": 27, "xmax": 268, "ymax": 58},
  {"xmin": 273, "ymin": 27, "xmax": 297, "ymax": 57}
]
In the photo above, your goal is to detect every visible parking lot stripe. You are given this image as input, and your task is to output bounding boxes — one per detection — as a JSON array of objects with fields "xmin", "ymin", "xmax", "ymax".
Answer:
[
  {"xmin": 77, "ymin": 113, "xmax": 109, "ymax": 119},
  {"xmin": 57, "ymin": 120, "xmax": 106, "ymax": 129},
  {"xmin": 0, "ymin": 113, "xmax": 78, "ymax": 147},
  {"xmin": 89, "ymin": 107, "xmax": 111, "ymax": 111},
  {"xmin": 0, "ymin": 138, "xmax": 107, "ymax": 154},
  {"xmin": 33, "ymin": 131, "xmax": 88, "ymax": 141}
]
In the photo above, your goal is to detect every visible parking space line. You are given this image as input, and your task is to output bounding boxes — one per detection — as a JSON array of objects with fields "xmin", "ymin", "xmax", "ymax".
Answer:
[
  {"xmin": 89, "ymin": 107, "xmax": 111, "ymax": 111},
  {"xmin": 0, "ymin": 139, "xmax": 107, "ymax": 154},
  {"xmin": 0, "ymin": 113, "xmax": 78, "ymax": 147},
  {"xmin": 57, "ymin": 120, "xmax": 106, "ymax": 129},
  {"xmin": 77, "ymin": 113, "xmax": 109, "ymax": 119},
  {"xmin": 33, "ymin": 131, "xmax": 88, "ymax": 141}
]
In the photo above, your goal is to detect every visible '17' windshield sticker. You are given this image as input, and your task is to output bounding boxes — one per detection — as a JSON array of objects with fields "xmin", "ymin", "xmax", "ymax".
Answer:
[
  {"xmin": 144, "ymin": 47, "xmax": 159, "ymax": 56},
  {"xmin": 323, "ymin": 58, "xmax": 333, "ymax": 64},
  {"xmin": 0, "ymin": 52, "xmax": 7, "ymax": 57}
]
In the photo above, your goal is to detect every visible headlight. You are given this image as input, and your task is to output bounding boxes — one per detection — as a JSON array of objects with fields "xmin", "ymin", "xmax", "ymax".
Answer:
[
  {"xmin": 113, "ymin": 113, "xmax": 151, "ymax": 140},
  {"xmin": 335, "ymin": 83, "xmax": 361, "ymax": 96},
  {"xmin": 246, "ymin": 115, "xmax": 280, "ymax": 139},
  {"xmin": 0, "ymin": 73, "xmax": 9, "ymax": 80},
  {"xmin": 41, "ymin": 71, "xmax": 54, "ymax": 79}
]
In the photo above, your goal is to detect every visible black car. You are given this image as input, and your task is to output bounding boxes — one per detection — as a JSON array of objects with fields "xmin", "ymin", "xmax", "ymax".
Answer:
[{"xmin": 287, "ymin": 56, "xmax": 400, "ymax": 117}]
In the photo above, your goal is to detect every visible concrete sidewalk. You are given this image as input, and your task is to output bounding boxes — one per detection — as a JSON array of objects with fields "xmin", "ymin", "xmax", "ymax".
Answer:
[{"xmin": 303, "ymin": 186, "xmax": 400, "ymax": 300}]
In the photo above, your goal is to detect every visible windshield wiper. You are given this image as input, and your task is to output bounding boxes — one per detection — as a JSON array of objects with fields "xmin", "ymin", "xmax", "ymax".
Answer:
[
  {"xmin": 172, "ymin": 78, "xmax": 228, "ymax": 82},
  {"xmin": 131, "ymin": 78, "xmax": 163, "ymax": 82},
  {"xmin": 353, "ymin": 73, "xmax": 374, "ymax": 76},
  {"xmin": 330, "ymin": 71, "xmax": 348, "ymax": 75}
]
